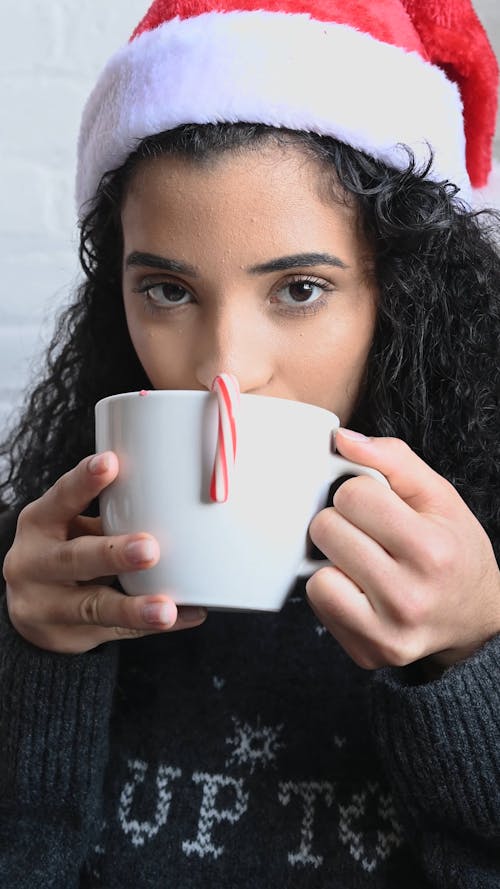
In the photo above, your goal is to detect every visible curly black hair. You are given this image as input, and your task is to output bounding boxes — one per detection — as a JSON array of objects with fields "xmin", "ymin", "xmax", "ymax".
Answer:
[{"xmin": 1, "ymin": 123, "xmax": 499, "ymax": 561}]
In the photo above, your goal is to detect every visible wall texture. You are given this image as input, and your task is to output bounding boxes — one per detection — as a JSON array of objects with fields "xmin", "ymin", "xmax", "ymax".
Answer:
[{"xmin": 1, "ymin": 0, "xmax": 499, "ymax": 435}]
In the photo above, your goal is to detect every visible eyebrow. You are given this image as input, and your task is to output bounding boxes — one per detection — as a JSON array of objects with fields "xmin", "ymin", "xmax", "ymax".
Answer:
[
  {"xmin": 248, "ymin": 252, "xmax": 349, "ymax": 273},
  {"xmin": 125, "ymin": 251, "xmax": 199, "ymax": 276},
  {"xmin": 125, "ymin": 249, "xmax": 349, "ymax": 276}
]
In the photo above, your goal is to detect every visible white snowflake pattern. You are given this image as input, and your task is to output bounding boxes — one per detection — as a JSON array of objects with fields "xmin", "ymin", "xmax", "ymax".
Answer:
[
  {"xmin": 225, "ymin": 717, "xmax": 284, "ymax": 773},
  {"xmin": 212, "ymin": 675, "xmax": 226, "ymax": 690}
]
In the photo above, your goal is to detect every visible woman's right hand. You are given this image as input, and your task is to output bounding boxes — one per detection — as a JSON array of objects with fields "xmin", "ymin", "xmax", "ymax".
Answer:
[{"xmin": 2, "ymin": 451, "xmax": 207, "ymax": 653}]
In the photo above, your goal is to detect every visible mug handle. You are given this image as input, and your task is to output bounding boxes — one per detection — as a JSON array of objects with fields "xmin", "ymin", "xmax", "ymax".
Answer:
[{"xmin": 298, "ymin": 452, "xmax": 390, "ymax": 578}]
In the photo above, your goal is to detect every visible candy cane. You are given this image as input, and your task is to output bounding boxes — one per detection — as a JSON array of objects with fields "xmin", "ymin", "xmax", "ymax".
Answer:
[{"xmin": 210, "ymin": 374, "xmax": 240, "ymax": 503}]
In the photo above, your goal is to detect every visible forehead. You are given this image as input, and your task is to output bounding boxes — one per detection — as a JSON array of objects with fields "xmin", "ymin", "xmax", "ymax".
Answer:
[
  {"xmin": 123, "ymin": 140, "xmax": 349, "ymax": 213},
  {"xmin": 120, "ymin": 141, "xmax": 365, "ymax": 264}
]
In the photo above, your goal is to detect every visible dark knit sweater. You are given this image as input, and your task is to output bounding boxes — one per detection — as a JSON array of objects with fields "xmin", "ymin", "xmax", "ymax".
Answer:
[{"xmin": 0, "ymin": 512, "xmax": 499, "ymax": 888}]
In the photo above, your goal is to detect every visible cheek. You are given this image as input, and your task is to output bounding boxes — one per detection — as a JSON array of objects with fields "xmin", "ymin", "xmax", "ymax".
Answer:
[
  {"xmin": 124, "ymin": 302, "xmax": 178, "ymax": 386},
  {"xmin": 129, "ymin": 329, "xmax": 190, "ymax": 388},
  {"xmin": 124, "ymin": 300, "xmax": 149, "ymax": 363},
  {"xmin": 284, "ymin": 304, "xmax": 375, "ymax": 414},
  {"xmin": 125, "ymin": 300, "xmax": 197, "ymax": 389}
]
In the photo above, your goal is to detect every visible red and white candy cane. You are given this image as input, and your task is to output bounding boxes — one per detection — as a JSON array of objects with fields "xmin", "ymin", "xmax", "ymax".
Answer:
[{"xmin": 210, "ymin": 373, "xmax": 240, "ymax": 503}]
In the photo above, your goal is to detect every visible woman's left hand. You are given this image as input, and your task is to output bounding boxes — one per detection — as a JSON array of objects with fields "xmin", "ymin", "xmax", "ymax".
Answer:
[{"xmin": 306, "ymin": 429, "xmax": 500, "ymax": 671}]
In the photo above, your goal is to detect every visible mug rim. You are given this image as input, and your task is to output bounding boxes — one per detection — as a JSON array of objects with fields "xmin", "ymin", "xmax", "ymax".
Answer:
[{"xmin": 95, "ymin": 389, "xmax": 340, "ymax": 425}]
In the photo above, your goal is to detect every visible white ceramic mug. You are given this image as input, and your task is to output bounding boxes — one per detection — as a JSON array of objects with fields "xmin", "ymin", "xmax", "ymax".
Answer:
[{"xmin": 95, "ymin": 391, "xmax": 387, "ymax": 611}]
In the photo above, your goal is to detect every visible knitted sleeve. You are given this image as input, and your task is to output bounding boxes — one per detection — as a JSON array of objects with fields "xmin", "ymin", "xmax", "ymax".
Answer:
[
  {"xmin": 370, "ymin": 634, "xmax": 500, "ymax": 888},
  {"xmin": 0, "ymin": 512, "xmax": 118, "ymax": 887}
]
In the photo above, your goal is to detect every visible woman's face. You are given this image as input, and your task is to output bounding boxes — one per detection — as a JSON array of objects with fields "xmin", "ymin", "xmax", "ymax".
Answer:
[{"xmin": 121, "ymin": 142, "xmax": 377, "ymax": 422}]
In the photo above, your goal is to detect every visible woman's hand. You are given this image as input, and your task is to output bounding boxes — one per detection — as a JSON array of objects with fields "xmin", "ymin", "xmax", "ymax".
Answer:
[
  {"xmin": 307, "ymin": 429, "xmax": 500, "ymax": 671},
  {"xmin": 3, "ymin": 452, "xmax": 206, "ymax": 654}
]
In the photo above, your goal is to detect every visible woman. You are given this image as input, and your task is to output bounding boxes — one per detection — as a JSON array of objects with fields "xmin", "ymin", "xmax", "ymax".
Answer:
[{"xmin": 1, "ymin": 0, "xmax": 499, "ymax": 885}]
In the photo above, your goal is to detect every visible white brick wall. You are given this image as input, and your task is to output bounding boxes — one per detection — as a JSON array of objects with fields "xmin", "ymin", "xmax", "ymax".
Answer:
[
  {"xmin": 1, "ymin": 0, "xmax": 499, "ymax": 436},
  {"xmin": 0, "ymin": 0, "xmax": 146, "ymax": 435}
]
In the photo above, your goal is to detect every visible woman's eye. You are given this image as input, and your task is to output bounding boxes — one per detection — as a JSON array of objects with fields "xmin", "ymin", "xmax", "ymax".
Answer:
[
  {"xmin": 274, "ymin": 277, "xmax": 332, "ymax": 308},
  {"xmin": 141, "ymin": 282, "xmax": 192, "ymax": 306}
]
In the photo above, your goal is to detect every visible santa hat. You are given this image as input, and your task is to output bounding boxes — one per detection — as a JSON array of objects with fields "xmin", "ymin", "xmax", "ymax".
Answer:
[{"xmin": 76, "ymin": 0, "xmax": 498, "ymax": 216}]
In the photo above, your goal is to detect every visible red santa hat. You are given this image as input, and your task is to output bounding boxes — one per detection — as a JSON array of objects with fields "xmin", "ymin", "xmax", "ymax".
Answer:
[{"xmin": 76, "ymin": 0, "xmax": 498, "ymax": 216}]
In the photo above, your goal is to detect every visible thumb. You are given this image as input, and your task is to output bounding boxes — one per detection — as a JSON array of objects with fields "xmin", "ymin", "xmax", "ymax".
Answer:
[{"xmin": 335, "ymin": 428, "xmax": 453, "ymax": 514}]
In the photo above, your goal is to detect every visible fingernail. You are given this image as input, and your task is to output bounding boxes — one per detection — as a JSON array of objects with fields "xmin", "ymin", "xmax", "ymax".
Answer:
[
  {"xmin": 181, "ymin": 606, "xmax": 207, "ymax": 623},
  {"xmin": 89, "ymin": 453, "xmax": 111, "ymax": 474},
  {"xmin": 338, "ymin": 428, "xmax": 370, "ymax": 442},
  {"xmin": 125, "ymin": 538, "xmax": 157, "ymax": 565},
  {"xmin": 142, "ymin": 602, "xmax": 176, "ymax": 626}
]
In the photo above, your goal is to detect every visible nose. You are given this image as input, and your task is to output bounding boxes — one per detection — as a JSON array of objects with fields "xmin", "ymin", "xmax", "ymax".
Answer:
[{"xmin": 195, "ymin": 303, "xmax": 274, "ymax": 393}]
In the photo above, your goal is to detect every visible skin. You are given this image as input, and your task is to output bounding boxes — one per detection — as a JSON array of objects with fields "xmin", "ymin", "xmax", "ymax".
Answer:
[
  {"xmin": 5, "ymin": 143, "xmax": 500, "ymax": 664},
  {"xmin": 121, "ymin": 146, "xmax": 375, "ymax": 409}
]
